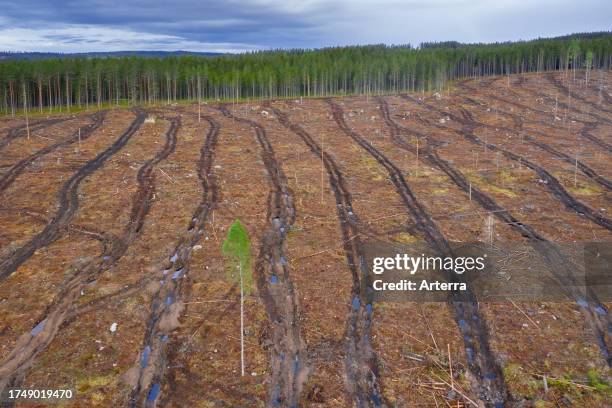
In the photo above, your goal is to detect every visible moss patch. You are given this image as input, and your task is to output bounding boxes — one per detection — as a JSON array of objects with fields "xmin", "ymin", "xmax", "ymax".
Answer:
[{"xmin": 76, "ymin": 374, "xmax": 115, "ymax": 393}]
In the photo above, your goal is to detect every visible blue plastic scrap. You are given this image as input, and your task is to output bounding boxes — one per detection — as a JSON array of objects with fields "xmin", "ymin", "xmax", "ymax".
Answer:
[
  {"xmin": 31, "ymin": 319, "xmax": 47, "ymax": 336},
  {"xmin": 147, "ymin": 383, "xmax": 161, "ymax": 402},
  {"xmin": 595, "ymin": 305, "xmax": 607, "ymax": 315},
  {"xmin": 172, "ymin": 268, "xmax": 183, "ymax": 280},
  {"xmin": 465, "ymin": 347, "xmax": 474, "ymax": 363},
  {"xmin": 141, "ymin": 345, "xmax": 151, "ymax": 368}
]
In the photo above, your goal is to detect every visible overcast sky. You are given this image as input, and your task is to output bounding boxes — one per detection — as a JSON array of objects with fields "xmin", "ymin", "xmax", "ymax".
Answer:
[{"xmin": 0, "ymin": 0, "xmax": 609, "ymax": 53}]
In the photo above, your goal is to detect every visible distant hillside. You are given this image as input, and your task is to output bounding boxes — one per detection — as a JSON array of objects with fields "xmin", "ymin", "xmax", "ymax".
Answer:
[
  {"xmin": 0, "ymin": 50, "xmax": 224, "ymax": 60},
  {"xmin": 420, "ymin": 31, "xmax": 612, "ymax": 49}
]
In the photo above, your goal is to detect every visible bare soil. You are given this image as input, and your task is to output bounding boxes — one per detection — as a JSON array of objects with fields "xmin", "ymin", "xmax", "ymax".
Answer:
[{"xmin": 0, "ymin": 71, "xmax": 610, "ymax": 408}]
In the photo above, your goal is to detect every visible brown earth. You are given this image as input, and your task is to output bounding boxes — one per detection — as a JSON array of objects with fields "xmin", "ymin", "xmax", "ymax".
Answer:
[{"xmin": 0, "ymin": 71, "xmax": 610, "ymax": 408}]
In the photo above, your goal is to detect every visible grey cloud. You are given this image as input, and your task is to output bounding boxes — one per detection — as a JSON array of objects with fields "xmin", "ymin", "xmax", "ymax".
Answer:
[{"xmin": 0, "ymin": 0, "xmax": 609, "ymax": 52}]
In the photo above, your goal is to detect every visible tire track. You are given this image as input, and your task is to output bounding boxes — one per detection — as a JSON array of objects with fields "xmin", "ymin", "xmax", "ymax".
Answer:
[
  {"xmin": 600, "ymin": 88, "xmax": 612, "ymax": 105},
  {"xmin": 457, "ymin": 79, "xmax": 611, "ymax": 130},
  {"xmin": 453, "ymin": 101, "xmax": 611, "ymax": 191},
  {"xmin": 266, "ymin": 103, "xmax": 386, "ymax": 407},
  {"xmin": 401, "ymin": 94, "xmax": 612, "ymax": 231},
  {"xmin": 328, "ymin": 99, "xmax": 509, "ymax": 407},
  {"xmin": 578, "ymin": 122, "xmax": 612, "ymax": 153},
  {"xmin": 0, "ymin": 111, "xmax": 107, "ymax": 194},
  {"xmin": 520, "ymin": 132, "xmax": 612, "ymax": 191},
  {"xmin": 0, "ymin": 110, "xmax": 146, "ymax": 282},
  {"xmin": 545, "ymin": 73, "xmax": 612, "ymax": 116},
  {"xmin": 460, "ymin": 94, "xmax": 612, "ymax": 154},
  {"xmin": 379, "ymin": 97, "xmax": 611, "ymax": 367},
  {"xmin": 0, "ymin": 116, "xmax": 179, "ymax": 400},
  {"xmin": 0, "ymin": 118, "xmax": 68, "ymax": 151},
  {"xmin": 464, "ymin": 77, "xmax": 612, "ymax": 127},
  {"xmin": 127, "ymin": 115, "xmax": 219, "ymax": 408},
  {"xmin": 218, "ymin": 105, "xmax": 309, "ymax": 408},
  {"xmin": 587, "ymin": 74, "xmax": 612, "ymax": 105},
  {"xmin": 0, "ymin": 205, "xmax": 117, "ymax": 256}
]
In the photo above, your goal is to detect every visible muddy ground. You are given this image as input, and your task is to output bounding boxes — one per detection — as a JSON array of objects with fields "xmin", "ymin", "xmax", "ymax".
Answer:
[{"xmin": 0, "ymin": 71, "xmax": 610, "ymax": 407}]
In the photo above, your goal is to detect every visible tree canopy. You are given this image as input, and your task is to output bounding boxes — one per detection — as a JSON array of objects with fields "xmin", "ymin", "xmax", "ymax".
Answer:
[
  {"xmin": 222, "ymin": 219, "xmax": 252, "ymax": 296},
  {"xmin": 1, "ymin": 32, "xmax": 611, "ymax": 115}
]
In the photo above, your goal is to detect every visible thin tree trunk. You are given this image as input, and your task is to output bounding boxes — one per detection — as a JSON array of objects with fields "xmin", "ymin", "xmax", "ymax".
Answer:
[
  {"xmin": 197, "ymin": 74, "xmax": 201, "ymax": 123},
  {"xmin": 22, "ymin": 82, "xmax": 30, "ymax": 140},
  {"xmin": 38, "ymin": 79, "xmax": 43, "ymax": 113},
  {"xmin": 240, "ymin": 264, "xmax": 245, "ymax": 377}
]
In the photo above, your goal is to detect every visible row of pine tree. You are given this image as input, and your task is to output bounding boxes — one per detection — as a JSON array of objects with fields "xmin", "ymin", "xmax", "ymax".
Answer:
[{"xmin": 1, "ymin": 34, "xmax": 611, "ymax": 115}]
